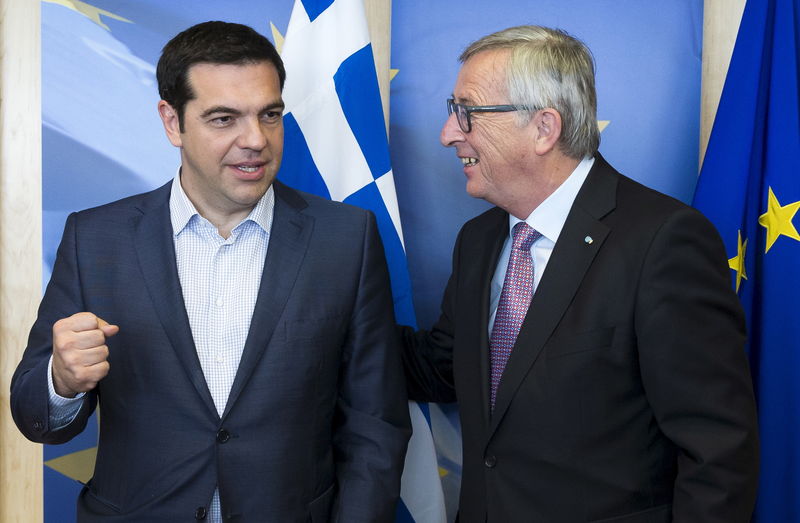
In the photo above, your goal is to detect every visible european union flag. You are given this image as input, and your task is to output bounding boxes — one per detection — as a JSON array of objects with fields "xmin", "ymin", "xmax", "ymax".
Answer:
[
  {"xmin": 279, "ymin": 1, "xmax": 446, "ymax": 521},
  {"xmin": 692, "ymin": 0, "xmax": 800, "ymax": 520}
]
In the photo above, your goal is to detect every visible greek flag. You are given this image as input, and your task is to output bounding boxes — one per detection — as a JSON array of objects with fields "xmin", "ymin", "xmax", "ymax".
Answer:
[{"xmin": 278, "ymin": 1, "xmax": 446, "ymax": 521}]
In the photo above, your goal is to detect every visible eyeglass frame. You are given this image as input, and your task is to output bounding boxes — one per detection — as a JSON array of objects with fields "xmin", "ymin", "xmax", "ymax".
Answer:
[{"xmin": 446, "ymin": 97, "xmax": 529, "ymax": 133}]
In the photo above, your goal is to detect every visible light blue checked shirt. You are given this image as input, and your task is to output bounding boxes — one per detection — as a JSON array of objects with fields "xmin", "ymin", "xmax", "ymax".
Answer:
[{"xmin": 48, "ymin": 173, "xmax": 275, "ymax": 522}]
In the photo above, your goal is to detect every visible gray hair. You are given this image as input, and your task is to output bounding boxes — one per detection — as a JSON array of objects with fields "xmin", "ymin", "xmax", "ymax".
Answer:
[{"xmin": 460, "ymin": 25, "xmax": 600, "ymax": 159}]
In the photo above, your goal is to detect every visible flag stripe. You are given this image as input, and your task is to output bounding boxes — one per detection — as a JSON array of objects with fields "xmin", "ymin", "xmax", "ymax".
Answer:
[
  {"xmin": 334, "ymin": 43, "xmax": 392, "ymax": 179},
  {"xmin": 300, "ymin": 0, "xmax": 335, "ymax": 22},
  {"xmin": 344, "ymin": 182, "xmax": 415, "ymax": 325},
  {"xmin": 280, "ymin": 113, "xmax": 332, "ymax": 199}
]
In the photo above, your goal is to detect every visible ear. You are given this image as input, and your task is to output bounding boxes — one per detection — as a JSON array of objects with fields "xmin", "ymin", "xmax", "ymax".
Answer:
[
  {"xmin": 158, "ymin": 100, "xmax": 183, "ymax": 148},
  {"xmin": 532, "ymin": 108, "xmax": 562, "ymax": 155}
]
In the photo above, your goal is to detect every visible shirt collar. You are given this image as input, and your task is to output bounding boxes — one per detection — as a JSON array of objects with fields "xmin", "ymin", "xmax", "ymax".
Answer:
[
  {"xmin": 508, "ymin": 156, "xmax": 595, "ymax": 243},
  {"xmin": 169, "ymin": 169, "xmax": 275, "ymax": 236}
]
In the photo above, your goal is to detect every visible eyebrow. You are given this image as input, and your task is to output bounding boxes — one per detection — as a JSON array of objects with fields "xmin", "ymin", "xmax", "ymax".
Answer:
[
  {"xmin": 263, "ymin": 101, "xmax": 286, "ymax": 113},
  {"xmin": 200, "ymin": 106, "xmax": 240, "ymax": 118},
  {"xmin": 200, "ymin": 101, "xmax": 286, "ymax": 119}
]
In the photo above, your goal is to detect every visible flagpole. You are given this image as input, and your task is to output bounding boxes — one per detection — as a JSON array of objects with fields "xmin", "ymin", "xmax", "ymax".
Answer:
[
  {"xmin": 0, "ymin": 0, "xmax": 44, "ymax": 521},
  {"xmin": 700, "ymin": 0, "xmax": 747, "ymax": 169},
  {"xmin": 364, "ymin": 0, "xmax": 392, "ymax": 134}
]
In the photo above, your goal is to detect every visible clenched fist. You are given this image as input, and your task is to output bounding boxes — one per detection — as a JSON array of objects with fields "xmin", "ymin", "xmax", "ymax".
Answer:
[{"xmin": 52, "ymin": 312, "xmax": 119, "ymax": 398}]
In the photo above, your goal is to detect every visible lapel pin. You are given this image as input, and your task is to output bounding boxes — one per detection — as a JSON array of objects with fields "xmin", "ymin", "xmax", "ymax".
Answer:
[{"xmin": 584, "ymin": 236, "xmax": 593, "ymax": 244}]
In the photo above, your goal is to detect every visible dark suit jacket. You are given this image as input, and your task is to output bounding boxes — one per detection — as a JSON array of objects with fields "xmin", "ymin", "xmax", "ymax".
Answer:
[
  {"xmin": 11, "ymin": 180, "xmax": 411, "ymax": 522},
  {"xmin": 402, "ymin": 156, "xmax": 759, "ymax": 523}
]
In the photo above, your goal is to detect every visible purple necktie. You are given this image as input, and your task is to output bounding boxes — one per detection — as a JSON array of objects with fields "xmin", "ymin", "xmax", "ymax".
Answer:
[{"xmin": 489, "ymin": 222, "xmax": 541, "ymax": 410}]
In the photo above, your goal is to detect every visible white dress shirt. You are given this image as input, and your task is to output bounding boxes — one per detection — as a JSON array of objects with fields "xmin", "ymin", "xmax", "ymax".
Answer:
[{"xmin": 488, "ymin": 156, "xmax": 594, "ymax": 333}]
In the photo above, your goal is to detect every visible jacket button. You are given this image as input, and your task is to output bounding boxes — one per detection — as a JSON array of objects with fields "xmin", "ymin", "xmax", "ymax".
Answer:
[
  {"xmin": 216, "ymin": 429, "xmax": 230, "ymax": 444},
  {"xmin": 484, "ymin": 455, "xmax": 497, "ymax": 468},
  {"xmin": 195, "ymin": 506, "xmax": 207, "ymax": 520}
]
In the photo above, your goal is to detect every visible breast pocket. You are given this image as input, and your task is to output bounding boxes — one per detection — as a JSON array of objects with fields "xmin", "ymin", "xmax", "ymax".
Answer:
[
  {"xmin": 283, "ymin": 314, "xmax": 347, "ymax": 344},
  {"xmin": 545, "ymin": 326, "xmax": 616, "ymax": 359},
  {"xmin": 274, "ymin": 316, "xmax": 348, "ymax": 393}
]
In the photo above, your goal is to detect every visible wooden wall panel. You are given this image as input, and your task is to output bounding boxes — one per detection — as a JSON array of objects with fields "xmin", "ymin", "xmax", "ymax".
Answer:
[
  {"xmin": 0, "ymin": 0, "xmax": 44, "ymax": 521},
  {"xmin": 700, "ymin": 0, "xmax": 747, "ymax": 167}
]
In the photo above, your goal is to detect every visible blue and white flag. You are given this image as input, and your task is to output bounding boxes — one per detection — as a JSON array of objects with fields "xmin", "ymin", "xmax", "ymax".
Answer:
[{"xmin": 279, "ymin": 1, "xmax": 446, "ymax": 522}]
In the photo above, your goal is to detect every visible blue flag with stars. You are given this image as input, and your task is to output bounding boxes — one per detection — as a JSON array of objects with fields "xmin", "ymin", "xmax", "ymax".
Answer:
[
  {"xmin": 278, "ymin": 1, "xmax": 446, "ymax": 522},
  {"xmin": 692, "ymin": 0, "xmax": 800, "ymax": 520}
]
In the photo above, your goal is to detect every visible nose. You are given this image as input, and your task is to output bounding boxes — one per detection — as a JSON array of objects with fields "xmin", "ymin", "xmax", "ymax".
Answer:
[
  {"xmin": 237, "ymin": 118, "xmax": 268, "ymax": 151},
  {"xmin": 440, "ymin": 112, "xmax": 464, "ymax": 147}
]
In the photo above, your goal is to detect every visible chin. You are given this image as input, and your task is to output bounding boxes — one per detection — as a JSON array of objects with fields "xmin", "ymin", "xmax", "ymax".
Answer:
[{"xmin": 465, "ymin": 181, "xmax": 486, "ymax": 200}]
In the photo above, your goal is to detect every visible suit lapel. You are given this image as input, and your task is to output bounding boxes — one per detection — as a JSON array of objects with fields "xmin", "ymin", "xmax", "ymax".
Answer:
[
  {"xmin": 462, "ymin": 208, "xmax": 509, "ymax": 428},
  {"xmin": 222, "ymin": 182, "xmax": 313, "ymax": 419},
  {"xmin": 134, "ymin": 183, "xmax": 218, "ymax": 419},
  {"xmin": 489, "ymin": 156, "xmax": 619, "ymax": 434}
]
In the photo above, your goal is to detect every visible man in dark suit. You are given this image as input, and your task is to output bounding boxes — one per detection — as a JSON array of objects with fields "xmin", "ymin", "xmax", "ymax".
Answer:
[
  {"xmin": 402, "ymin": 25, "xmax": 759, "ymax": 522},
  {"xmin": 11, "ymin": 21, "xmax": 410, "ymax": 522}
]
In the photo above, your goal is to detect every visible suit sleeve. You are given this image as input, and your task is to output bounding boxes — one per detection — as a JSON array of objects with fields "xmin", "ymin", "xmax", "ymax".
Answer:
[
  {"xmin": 398, "ymin": 228, "xmax": 463, "ymax": 404},
  {"xmin": 636, "ymin": 207, "xmax": 759, "ymax": 522},
  {"xmin": 10, "ymin": 212, "xmax": 97, "ymax": 444},
  {"xmin": 332, "ymin": 210, "xmax": 412, "ymax": 523}
]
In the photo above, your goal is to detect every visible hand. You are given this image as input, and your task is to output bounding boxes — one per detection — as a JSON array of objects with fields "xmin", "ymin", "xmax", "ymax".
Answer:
[{"xmin": 51, "ymin": 312, "xmax": 119, "ymax": 398}]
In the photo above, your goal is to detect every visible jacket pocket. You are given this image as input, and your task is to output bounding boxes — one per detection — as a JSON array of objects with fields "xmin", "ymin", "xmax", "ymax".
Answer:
[
  {"xmin": 590, "ymin": 503, "xmax": 671, "ymax": 522},
  {"xmin": 81, "ymin": 480, "xmax": 122, "ymax": 514},
  {"xmin": 308, "ymin": 483, "xmax": 335, "ymax": 522},
  {"xmin": 545, "ymin": 326, "xmax": 616, "ymax": 359}
]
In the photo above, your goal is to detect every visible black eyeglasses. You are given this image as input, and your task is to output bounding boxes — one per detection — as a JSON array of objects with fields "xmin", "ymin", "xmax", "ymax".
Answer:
[{"xmin": 446, "ymin": 98, "xmax": 527, "ymax": 133}]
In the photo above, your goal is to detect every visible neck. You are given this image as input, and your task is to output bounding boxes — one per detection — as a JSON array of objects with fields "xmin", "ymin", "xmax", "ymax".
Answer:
[
  {"xmin": 201, "ymin": 206, "xmax": 252, "ymax": 239},
  {"xmin": 504, "ymin": 154, "xmax": 581, "ymax": 219}
]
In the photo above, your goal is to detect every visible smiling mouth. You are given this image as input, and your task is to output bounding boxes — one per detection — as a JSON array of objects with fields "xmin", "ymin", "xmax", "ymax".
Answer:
[
  {"xmin": 461, "ymin": 157, "xmax": 478, "ymax": 166},
  {"xmin": 231, "ymin": 162, "xmax": 265, "ymax": 173}
]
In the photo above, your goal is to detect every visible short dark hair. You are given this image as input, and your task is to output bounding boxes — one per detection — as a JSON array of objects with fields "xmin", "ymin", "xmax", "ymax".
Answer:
[{"xmin": 157, "ymin": 21, "xmax": 286, "ymax": 131}]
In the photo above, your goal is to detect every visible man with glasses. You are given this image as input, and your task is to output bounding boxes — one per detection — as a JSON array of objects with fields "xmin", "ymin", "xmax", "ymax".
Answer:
[{"xmin": 401, "ymin": 25, "xmax": 759, "ymax": 523}]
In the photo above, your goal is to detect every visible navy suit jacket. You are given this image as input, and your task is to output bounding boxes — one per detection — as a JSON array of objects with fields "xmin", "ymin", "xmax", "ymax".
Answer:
[
  {"xmin": 12, "ymin": 180, "xmax": 411, "ymax": 522},
  {"xmin": 402, "ymin": 155, "xmax": 759, "ymax": 522}
]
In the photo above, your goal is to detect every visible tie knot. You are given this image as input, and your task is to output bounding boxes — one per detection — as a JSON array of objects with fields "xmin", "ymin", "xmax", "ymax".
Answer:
[{"xmin": 511, "ymin": 222, "xmax": 541, "ymax": 251}]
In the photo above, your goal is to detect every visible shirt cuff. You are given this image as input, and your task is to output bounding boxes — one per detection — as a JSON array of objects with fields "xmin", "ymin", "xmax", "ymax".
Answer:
[{"xmin": 48, "ymin": 355, "xmax": 84, "ymax": 429}]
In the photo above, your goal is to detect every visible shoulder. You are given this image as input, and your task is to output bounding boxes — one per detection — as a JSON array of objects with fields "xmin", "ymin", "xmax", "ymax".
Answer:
[
  {"xmin": 274, "ymin": 180, "xmax": 373, "ymax": 224},
  {"xmin": 586, "ymin": 157, "xmax": 715, "ymax": 238},
  {"xmin": 616, "ymin": 173, "xmax": 717, "ymax": 237},
  {"xmin": 71, "ymin": 181, "xmax": 171, "ymax": 224},
  {"xmin": 592, "ymin": 166, "xmax": 727, "ymax": 267}
]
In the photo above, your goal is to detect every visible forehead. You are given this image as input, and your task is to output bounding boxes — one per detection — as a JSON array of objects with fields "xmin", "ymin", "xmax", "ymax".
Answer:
[
  {"xmin": 454, "ymin": 48, "xmax": 510, "ymax": 104},
  {"xmin": 186, "ymin": 61, "xmax": 281, "ymax": 102}
]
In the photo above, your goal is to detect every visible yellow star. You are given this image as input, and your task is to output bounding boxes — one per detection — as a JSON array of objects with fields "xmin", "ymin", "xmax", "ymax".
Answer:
[
  {"xmin": 758, "ymin": 187, "xmax": 800, "ymax": 252},
  {"xmin": 45, "ymin": 447, "xmax": 97, "ymax": 483},
  {"xmin": 728, "ymin": 230, "xmax": 748, "ymax": 292},
  {"xmin": 43, "ymin": 0, "xmax": 132, "ymax": 31},
  {"xmin": 44, "ymin": 410, "xmax": 100, "ymax": 482}
]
